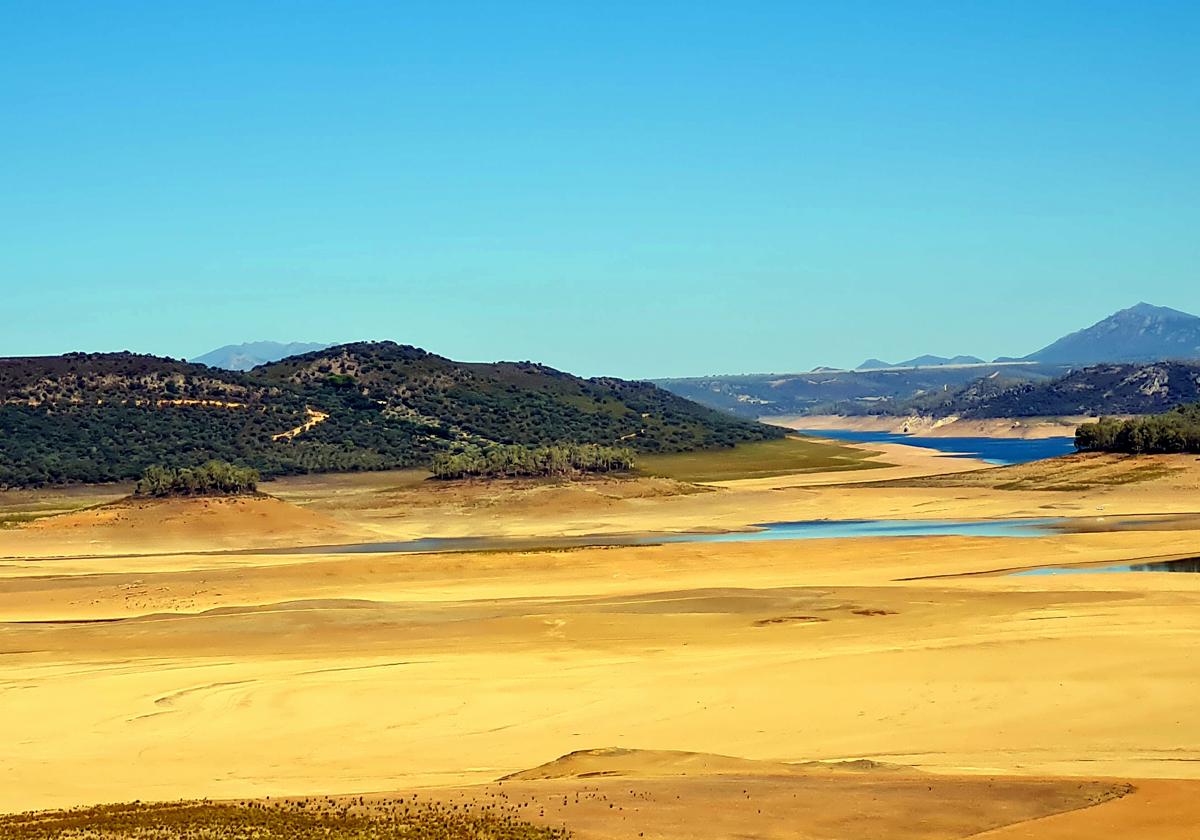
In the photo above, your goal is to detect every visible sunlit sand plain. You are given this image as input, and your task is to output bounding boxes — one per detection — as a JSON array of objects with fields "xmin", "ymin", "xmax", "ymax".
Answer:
[{"xmin": 3, "ymin": 440, "xmax": 1200, "ymax": 837}]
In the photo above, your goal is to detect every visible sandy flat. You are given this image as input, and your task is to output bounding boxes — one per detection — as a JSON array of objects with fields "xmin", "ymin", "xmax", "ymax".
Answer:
[
  {"xmin": 2, "ymin": 448, "xmax": 1199, "ymax": 838},
  {"xmin": 412, "ymin": 750, "xmax": 1140, "ymax": 840}
]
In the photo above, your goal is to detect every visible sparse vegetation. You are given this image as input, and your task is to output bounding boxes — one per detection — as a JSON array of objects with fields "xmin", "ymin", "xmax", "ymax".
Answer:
[
  {"xmin": 0, "ymin": 512, "xmax": 48, "ymax": 529},
  {"xmin": 0, "ymin": 798, "xmax": 569, "ymax": 840},
  {"xmin": 0, "ymin": 344, "xmax": 782, "ymax": 487},
  {"xmin": 1076, "ymin": 404, "xmax": 1200, "ymax": 454},
  {"xmin": 846, "ymin": 362, "xmax": 1200, "ymax": 420},
  {"xmin": 637, "ymin": 436, "xmax": 887, "ymax": 482},
  {"xmin": 431, "ymin": 443, "xmax": 635, "ymax": 480},
  {"xmin": 134, "ymin": 460, "xmax": 260, "ymax": 497},
  {"xmin": 882, "ymin": 452, "xmax": 1183, "ymax": 491}
]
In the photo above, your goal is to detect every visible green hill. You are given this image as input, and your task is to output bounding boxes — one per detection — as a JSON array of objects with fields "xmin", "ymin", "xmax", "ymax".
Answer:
[{"xmin": 0, "ymin": 343, "xmax": 782, "ymax": 487}]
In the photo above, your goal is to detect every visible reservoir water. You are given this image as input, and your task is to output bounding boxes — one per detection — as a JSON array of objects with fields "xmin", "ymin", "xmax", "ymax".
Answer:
[
  {"xmin": 275, "ymin": 517, "xmax": 1065, "ymax": 555},
  {"xmin": 796, "ymin": 429, "xmax": 1077, "ymax": 466},
  {"xmin": 660, "ymin": 518, "xmax": 1061, "ymax": 542}
]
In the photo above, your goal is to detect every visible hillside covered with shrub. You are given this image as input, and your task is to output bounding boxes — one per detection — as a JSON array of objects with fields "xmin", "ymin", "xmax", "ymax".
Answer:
[
  {"xmin": 1076, "ymin": 403, "xmax": 1200, "ymax": 454},
  {"xmin": 0, "ymin": 343, "xmax": 781, "ymax": 487},
  {"xmin": 815, "ymin": 362, "xmax": 1200, "ymax": 420}
]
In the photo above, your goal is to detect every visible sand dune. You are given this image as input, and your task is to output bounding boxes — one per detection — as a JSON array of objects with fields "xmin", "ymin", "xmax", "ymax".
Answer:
[
  {"xmin": 502, "ymin": 746, "xmax": 902, "ymax": 780},
  {"xmin": 425, "ymin": 754, "xmax": 1140, "ymax": 840}
]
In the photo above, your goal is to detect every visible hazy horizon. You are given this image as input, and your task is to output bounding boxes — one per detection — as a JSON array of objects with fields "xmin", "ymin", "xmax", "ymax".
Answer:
[
  {"xmin": 7, "ymin": 297, "xmax": 1189, "ymax": 380},
  {"xmin": 4, "ymin": 3, "xmax": 1198, "ymax": 378}
]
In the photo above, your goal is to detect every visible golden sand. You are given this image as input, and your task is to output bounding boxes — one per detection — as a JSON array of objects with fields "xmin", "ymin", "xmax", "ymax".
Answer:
[{"xmin": 2, "ymin": 447, "xmax": 1199, "ymax": 836}]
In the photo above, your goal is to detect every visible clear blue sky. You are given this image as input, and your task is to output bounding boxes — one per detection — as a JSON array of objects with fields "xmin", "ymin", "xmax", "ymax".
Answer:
[{"xmin": 2, "ymin": 1, "xmax": 1197, "ymax": 377}]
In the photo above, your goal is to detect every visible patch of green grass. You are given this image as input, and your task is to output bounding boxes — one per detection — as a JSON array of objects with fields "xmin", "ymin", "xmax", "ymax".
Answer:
[
  {"xmin": 995, "ymin": 462, "xmax": 1181, "ymax": 491},
  {"xmin": 0, "ymin": 512, "xmax": 49, "ymax": 529},
  {"xmin": 637, "ymin": 435, "xmax": 887, "ymax": 482},
  {"xmin": 893, "ymin": 453, "xmax": 1185, "ymax": 492}
]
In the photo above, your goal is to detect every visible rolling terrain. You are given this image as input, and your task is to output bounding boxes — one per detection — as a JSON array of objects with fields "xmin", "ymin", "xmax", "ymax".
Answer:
[
  {"xmin": 0, "ymin": 343, "xmax": 781, "ymax": 487},
  {"xmin": 857, "ymin": 354, "xmax": 986, "ymax": 369},
  {"xmin": 3, "ymin": 446, "xmax": 1200, "ymax": 837},
  {"xmin": 911, "ymin": 361, "xmax": 1200, "ymax": 419},
  {"xmin": 655, "ymin": 363, "xmax": 1060, "ymax": 418},
  {"xmin": 656, "ymin": 303, "xmax": 1200, "ymax": 421},
  {"xmin": 833, "ymin": 360, "xmax": 1200, "ymax": 421}
]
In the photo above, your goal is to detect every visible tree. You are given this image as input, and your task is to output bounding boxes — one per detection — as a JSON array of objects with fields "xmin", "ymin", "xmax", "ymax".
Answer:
[{"xmin": 134, "ymin": 461, "xmax": 260, "ymax": 497}]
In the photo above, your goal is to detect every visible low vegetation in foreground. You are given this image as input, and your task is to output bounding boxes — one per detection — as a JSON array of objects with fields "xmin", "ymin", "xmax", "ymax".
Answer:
[
  {"xmin": 134, "ymin": 460, "xmax": 260, "ymax": 497},
  {"xmin": 430, "ymin": 443, "xmax": 635, "ymax": 480},
  {"xmin": 1076, "ymin": 403, "xmax": 1200, "ymax": 454},
  {"xmin": 0, "ymin": 799, "xmax": 568, "ymax": 840}
]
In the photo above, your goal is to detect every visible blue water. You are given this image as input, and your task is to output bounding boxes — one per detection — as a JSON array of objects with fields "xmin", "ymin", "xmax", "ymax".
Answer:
[
  {"xmin": 661, "ymin": 518, "xmax": 1062, "ymax": 542},
  {"xmin": 797, "ymin": 429, "xmax": 1077, "ymax": 466},
  {"xmin": 267, "ymin": 517, "xmax": 1065, "ymax": 555}
]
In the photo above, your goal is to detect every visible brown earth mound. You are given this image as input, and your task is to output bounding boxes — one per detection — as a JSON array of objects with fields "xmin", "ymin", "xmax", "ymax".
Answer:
[
  {"xmin": 502, "ymin": 747, "xmax": 904, "ymax": 781},
  {"xmin": 0, "ymin": 495, "xmax": 367, "ymax": 558},
  {"xmin": 442, "ymin": 750, "xmax": 1141, "ymax": 840}
]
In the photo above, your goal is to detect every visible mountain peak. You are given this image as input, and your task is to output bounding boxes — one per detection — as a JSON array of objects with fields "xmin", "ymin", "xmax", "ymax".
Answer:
[
  {"xmin": 1026, "ymin": 304, "xmax": 1200, "ymax": 365},
  {"xmin": 192, "ymin": 341, "xmax": 333, "ymax": 371},
  {"xmin": 858, "ymin": 354, "xmax": 984, "ymax": 370},
  {"xmin": 1121, "ymin": 302, "xmax": 1192, "ymax": 319}
]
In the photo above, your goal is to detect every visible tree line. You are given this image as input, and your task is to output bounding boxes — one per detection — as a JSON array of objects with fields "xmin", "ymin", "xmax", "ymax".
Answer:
[
  {"xmin": 134, "ymin": 460, "xmax": 260, "ymax": 497},
  {"xmin": 1075, "ymin": 403, "xmax": 1200, "ymax": 454},
  {"xmin": 430, "ymin": 443, "xmax": 636, "ymax": 480}
]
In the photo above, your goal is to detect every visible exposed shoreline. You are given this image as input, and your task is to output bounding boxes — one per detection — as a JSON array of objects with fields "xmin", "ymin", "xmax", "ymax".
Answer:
[
  {"xmin": 768, "ymin": 413, "xmax": 1087, "ymax": 439},
  {"xmin": 4, "ymin": 450, "xmax": 1200, "ymax": 839}
]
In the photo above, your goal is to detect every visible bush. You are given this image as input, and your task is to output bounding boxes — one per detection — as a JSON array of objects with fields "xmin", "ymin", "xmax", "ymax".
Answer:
[
  {"xmin": 134, "ymin": 460, "xmax": 260, "ymax": 497},
  {"xmin": 430, "ymin": 443, "xmax": 635, "ymax": 480},
  {"xmin": 1076, "ymin": 404, "xmax": 1200, "ymax": 454}
]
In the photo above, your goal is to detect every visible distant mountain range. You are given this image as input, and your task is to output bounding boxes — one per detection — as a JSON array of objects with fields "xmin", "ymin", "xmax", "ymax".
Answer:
[
  {"xmin": 192, "ymin": 341, "xmax": 332, "ymax": 371},
  {"xmin": 196, "ymin": 303, "xmax": 1200, "ymax": 379},
  {"xmin": 655, "ymin": 363, "xmax": 1062, "ymax": 418},
  {"xmin": 851, "ymin": 303, "xmax": 1200, "ymax": 372},
  {"xmin": 857, "ymin": 355, "xmax": 985, "ymax": 370},
  {"xmin": 0, "ymin": 342, "xmax": 780, "ymax": 487},
  {"xmin": 655, "ymin": 302, "xmax": 1200, "ymax": 420},
  {"xmin": 898, "ymin": 361, "xmax": 1200, "ymax": 419}
]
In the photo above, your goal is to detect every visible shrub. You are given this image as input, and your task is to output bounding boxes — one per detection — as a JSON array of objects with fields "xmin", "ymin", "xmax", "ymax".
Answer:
[
  {"xmin": 1076, "ymin": 403, "xmax": 1200, "ymax": 454},
  {"xmin": 134, "ymin": 460, "xmax": 260, "ymax": 497},
  {"xmin": 431, "ymin": 443, "xmax": 635, "ymax": 480}
]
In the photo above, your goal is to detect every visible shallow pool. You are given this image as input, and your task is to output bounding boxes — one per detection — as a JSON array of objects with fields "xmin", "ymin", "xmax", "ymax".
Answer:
[
  {"xmin": 663, "ymin": 518, "xmax": 1063, "ymax": 542},
  {"xmin": 264, "ymin": 517, "xmax": 1066, "ymax": 555}
]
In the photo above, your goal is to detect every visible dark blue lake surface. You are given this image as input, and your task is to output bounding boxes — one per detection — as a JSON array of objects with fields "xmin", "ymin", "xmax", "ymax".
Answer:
[{"xmin": 798, "ymin": 429, "xmax": 1077, "ymax": 466}]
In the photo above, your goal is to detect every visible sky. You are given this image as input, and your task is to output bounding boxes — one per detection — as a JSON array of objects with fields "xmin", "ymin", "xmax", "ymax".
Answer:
[{"xmin": 2, "ymin": 1, "xmax": 1198, "ymax": 378}]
